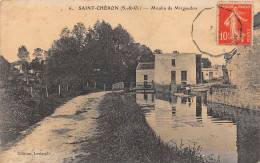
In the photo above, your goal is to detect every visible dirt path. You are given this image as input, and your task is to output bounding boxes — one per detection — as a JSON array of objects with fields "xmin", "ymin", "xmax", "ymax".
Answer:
[{"xmin": 0, "ymin": 91, "xmax": 108, "ymax": 163}]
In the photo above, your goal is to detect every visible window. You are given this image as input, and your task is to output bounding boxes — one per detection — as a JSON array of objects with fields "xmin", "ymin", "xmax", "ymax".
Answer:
[
  {"xmin": 172, "ymin": 59, "xmax": 175, "ymax": 66},
  {"xmin": 181, "ymin": 97, "xmax": 187, "ymax": 104},
  {"xmin": 181, "ymin": 71, "xmax": 187, "ymax": 81},
  {"xmin": 171, "ymin": 71, "xmax": 176, "ymax": 83},
  {"xmin": 144, "ymin": 75, "xmax": 148, "ymax": 81},
  {"xmin": 144, "ymin": 94, "xmax": 148, "ymax": 100}
]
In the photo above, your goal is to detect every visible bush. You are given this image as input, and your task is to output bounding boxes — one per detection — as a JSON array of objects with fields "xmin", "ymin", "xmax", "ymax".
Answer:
[{"xmin": 79, "ymin": 87, "xmax": 95, "ymax": 95}]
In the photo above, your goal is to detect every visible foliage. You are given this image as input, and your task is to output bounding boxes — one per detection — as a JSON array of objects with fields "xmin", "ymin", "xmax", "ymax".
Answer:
[
  {"xmin": 30, "ymin": 48, "xmax": 46, "ymax": 83},
  {"xmin": 202, "ymin": 57, "xmax": 212, "ymax": 68},
  {"xmin": 154, "ymin": 49, "xmax": 162, "ymax": 54},
  {"xmin": 45, "ymin": 21, "xmax": 154, "ymax": 90},
  {"xmin": 0, "ymin": 56, "xmax": 13, "ymax": 86},
  {"xmin": 33, "ymin": 48, "xmax": 44, "ymax": 60},
  {"xmin": 17, "ymin": 45, "xmax": 30, "ymax": 62},
  {"xmin": 0, "ymin": 87, "xmax": 72, "ymax": 145},
  {"xmin": 13, "ymin": 21, "xmax": 154, "ymax": 91},
  {"xmin": 17, "ymin": 45, "xmax": 30, "ymax": 85}
]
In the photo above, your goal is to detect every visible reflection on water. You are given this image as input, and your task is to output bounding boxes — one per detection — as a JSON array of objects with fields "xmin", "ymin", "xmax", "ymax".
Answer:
[{"xmin": 135, "ymin": 93, "xmax": 260, "ymax": 163}]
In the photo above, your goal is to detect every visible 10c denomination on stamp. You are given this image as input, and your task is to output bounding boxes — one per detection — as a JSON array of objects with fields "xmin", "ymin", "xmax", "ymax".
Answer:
[{"xmin": 217, "ymin": 1, "xmax": 253, "ymax": 45}]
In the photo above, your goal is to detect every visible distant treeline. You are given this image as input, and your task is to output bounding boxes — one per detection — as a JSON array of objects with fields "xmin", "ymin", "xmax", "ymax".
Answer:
[
  {"xmin": 0, "ymin": 56, "xmax": 13, "ymax": 87},
  {"xmin": 15, "ymin": 20, "xmax": 154, "ymax": 91},
  {"xmin": 45, "ymin": 21, "xmax": 154, "ymax": 90}
]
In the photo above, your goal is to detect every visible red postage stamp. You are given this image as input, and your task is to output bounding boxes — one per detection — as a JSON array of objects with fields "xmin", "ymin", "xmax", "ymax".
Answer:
[{"xmin": 218, "ymin": 2, "xmax": 253, "ymax": 45}]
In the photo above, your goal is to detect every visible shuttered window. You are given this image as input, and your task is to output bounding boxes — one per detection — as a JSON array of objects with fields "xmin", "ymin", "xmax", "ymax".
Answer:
[{"xmin": 181, "ymin": 71, "xmax": 187, "ymax": 81}]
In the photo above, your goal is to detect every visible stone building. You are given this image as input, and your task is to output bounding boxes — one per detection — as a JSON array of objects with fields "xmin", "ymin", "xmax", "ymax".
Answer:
[
  {"xmin": 226, "ymin": 27, "xmax": 260, "ymax": 91},
  {"xmin": 135, "ymin": 52, "xmax": 202, "ymax": 93},
  {"xmin": 208, "ymin": 14, "xmax": 260, "ymax": 110},
  {"xmin": 154, "ymin": 52, "xmax": 202, "ymax": 85},
  {"xmin": 202, "ymin": 65, "xmax": 223, "ymax": 81},
  {"xmin": 135, "ymin": 62, "xmax": 154, "ymax": 90}
]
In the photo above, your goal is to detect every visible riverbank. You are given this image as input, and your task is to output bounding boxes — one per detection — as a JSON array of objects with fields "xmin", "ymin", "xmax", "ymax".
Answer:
[
  {"xmin": 0, "ymin": 91, "xmax": 107, "ymax": 163},
  {"xmin": 76, "ymin": 92, "xmax": 219, "ymax": 163},
  {"xmin": 0, "ymin": 87, "xmax": 74, "ymax": 147},
  {"xmin": 207, "ymin": 86, "xmax": 260, "ymax": 110}
]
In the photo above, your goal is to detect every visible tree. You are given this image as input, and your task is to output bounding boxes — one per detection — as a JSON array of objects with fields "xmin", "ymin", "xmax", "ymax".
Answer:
[
  {"xmin": 44, "ymin": 20, "xmax": 155, "ymax": 92},
  {"xmin": 154, "ymin": 49, "xmax": 162, "ymax": 54},
  {"xmin": 33, "ymin": 48, "xmax": 44, "ymax": 60},
  {"xmin": 0, "ymin": 56, "xmax": 13, "ymax": 86},
  {"xmin": 17, "ymin": 46, "xmax": 30, "ymax": 62},
  {"xmin": 31, "ymin": 48, "xmax": 46, "ymax": 83},
  {"xmin": 17, "ymin": 45, "xmax": 30, "ymax": 85},
  {"xmin": 60, "ymin": 27, "xmax": 71, "ymax": 38},
  {"xmin": 72, "ymin": 22, "xmax": 87, "ymax": 51},
  {"xmin": 113, "ymin": 24, "xmax": 133, "ymax": 51},
  {"xmin": 202, "ymin": 57, "xmax": 212, "ymax": 68}
]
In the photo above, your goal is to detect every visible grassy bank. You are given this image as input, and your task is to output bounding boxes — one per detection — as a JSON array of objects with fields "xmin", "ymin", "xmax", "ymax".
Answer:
[
  {"xmin": 78, "ymin": 93, "xmax": 219, "ymax": 163},
  {"xmin": 0, "ymin": 87, "xmax": 73, "ymax": 146}
]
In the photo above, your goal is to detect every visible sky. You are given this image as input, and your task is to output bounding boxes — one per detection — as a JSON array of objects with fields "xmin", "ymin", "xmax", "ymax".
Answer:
[{"xmin": 1, "ymin": 0, "xmax": 259, "ymax": 64}]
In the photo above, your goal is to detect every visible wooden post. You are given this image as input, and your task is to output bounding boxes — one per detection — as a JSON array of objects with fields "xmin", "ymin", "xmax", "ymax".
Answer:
[
  {"xmin": 229, "ymin": 70, "xmax": 232, "ymax": 84},
  {"xmin": 59, "ymin": 84, "xmax": 61, "ymax": 95},
  {"xmin": 94, "ymin": 82, "xmax": 96, "ymax": 89},
  {"xmin": 87, "ymin": 82, "xmax": 89, "ymax": 87},
  {"xmin": 30, "ymin": 87, "xmax": 33, "ymax": 97},
  {"xmin": 46, "ymin": 85, "xmax": 48, "ymax": 98},
  {"xmin": 26, "ymin": 76, "xmax": 29, "ymax": 86},
  {"xmin": 104, "ymin": 83, "xmax": 106, "ymax": 91},
  {"xmin": 67, "ymin": 83, "xmax": 69, "ymax": 92}
]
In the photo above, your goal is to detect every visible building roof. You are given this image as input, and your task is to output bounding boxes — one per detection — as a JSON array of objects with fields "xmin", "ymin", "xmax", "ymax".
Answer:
[
  {"xmin": 254, "ymin": 12, "xmax": 260, "ymax": 29},
  {"xmin": 154, "ymin": 52, "xmax": 201, "ymax": 57},
  {"xmin": 202, "ymin": 68, "xmax": 220, "ymax": 71},
  {"xmin": 136, "ymin": 62, "xmax": 154, "ymax": 70}
]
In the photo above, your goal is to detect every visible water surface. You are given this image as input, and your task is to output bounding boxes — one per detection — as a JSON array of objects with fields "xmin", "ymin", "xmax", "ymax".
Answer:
[{"xmin": 135, "ymin": 93, "xmax": 259, "ymax": 163}]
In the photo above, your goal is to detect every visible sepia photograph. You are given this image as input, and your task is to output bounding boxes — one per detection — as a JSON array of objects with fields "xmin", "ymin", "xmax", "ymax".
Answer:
[{"xmin": 0, "ymin": 0, "xmax": 259, "ymax": 162}]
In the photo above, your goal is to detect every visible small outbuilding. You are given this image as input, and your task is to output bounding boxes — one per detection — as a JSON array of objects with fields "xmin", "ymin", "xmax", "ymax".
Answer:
[{"xmin": 136, "ymin": 62, "xmax": 154, "ymax": 90}]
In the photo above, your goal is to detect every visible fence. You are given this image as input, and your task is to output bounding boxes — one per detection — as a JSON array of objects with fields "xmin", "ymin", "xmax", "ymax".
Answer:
[
  {"xmin": 112, "ymin": 82, "xmax": 124, "ymax": 90},
  {"xmin": 24, "ymin": 80, "xmax": 108, "ymax": 98},
  {"xmin": 130, "ymin": 82, "xmax": 155, "ymax": 90}
]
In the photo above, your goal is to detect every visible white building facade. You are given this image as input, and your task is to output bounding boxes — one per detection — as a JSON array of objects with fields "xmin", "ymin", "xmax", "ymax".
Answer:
[
  {"xmin": 202, "ymin": 66, "xmax": 223, "ymax": 81},
  {"xmin": 135, "ymin": 62, "xmax": 155, "ymax": 90},
  {"xmin": 154, "ymin": 52, "xmax": 202, "ymax": 86}
]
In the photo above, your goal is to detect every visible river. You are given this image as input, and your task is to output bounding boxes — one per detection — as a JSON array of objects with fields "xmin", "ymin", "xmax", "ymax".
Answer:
[{"xmin": 134, "ymin": 93, "xmax": 259, "ymax": 163}]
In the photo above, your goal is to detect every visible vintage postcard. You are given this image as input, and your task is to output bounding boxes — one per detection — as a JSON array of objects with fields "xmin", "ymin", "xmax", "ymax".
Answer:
[{"xmin": 0, "ymin": 0, "xmax": 259, "ymax": 163}]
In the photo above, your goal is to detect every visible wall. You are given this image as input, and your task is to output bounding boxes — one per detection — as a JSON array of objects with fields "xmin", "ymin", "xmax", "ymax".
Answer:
[
  {"xmin": 155, "ymin": 84, "xmax": 170, "ymax": 94},
  {"xmin": 207, "ymin": 29, "xmax": 260, "ymax": 111},
  {"xmin": 154, "ymin": 53, "xmax": 197, "ymax": 85},
  {"xmin": 136, "ymin": 69, "xmax": 154, "ymax": 83},
  {"xmin": 202, "ymin": 68, "xmax": 222, "ymax": 80},
  {"xmin": 207, "ymin": 87, "xmax": 260, "ymax": 110},
  {"xmin": 112, "ymin": 82, "xmax": 124, "ymax": 90},
  {"xmin": 226, "ymin": 28, "xmax": 260, "ymax": 92},
  {"xmin": 207, "ymin": 102, "xmax": 259, "ymax": 163}
]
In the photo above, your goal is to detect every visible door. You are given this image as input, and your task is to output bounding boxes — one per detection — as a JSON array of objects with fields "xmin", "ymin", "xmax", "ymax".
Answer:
[
  {"xmin": 209, "ymin": 72, "xmax": 213, "ymax": 79},
  {"xmin": 144, "ymin": 75, "xmax": 148, "ymax": 88},
  {"xmin": 171, "ymin": 71, "xmax": 176, "ymax": 84},
  {"xmin": 181, "ymin": 71, "xmax": 187, "ymax": 84}
]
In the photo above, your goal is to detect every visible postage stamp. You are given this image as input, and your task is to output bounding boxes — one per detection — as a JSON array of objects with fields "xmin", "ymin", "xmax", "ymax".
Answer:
[{"xmin": 217, "ymin": 1, "xmax": 253, "ymax": 45}]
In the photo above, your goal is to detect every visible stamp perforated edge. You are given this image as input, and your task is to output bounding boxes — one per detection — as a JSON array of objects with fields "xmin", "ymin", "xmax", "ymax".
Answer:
[{"xmin": 216, "ymin": 1, "xmax": 254, "ymax": 46}]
